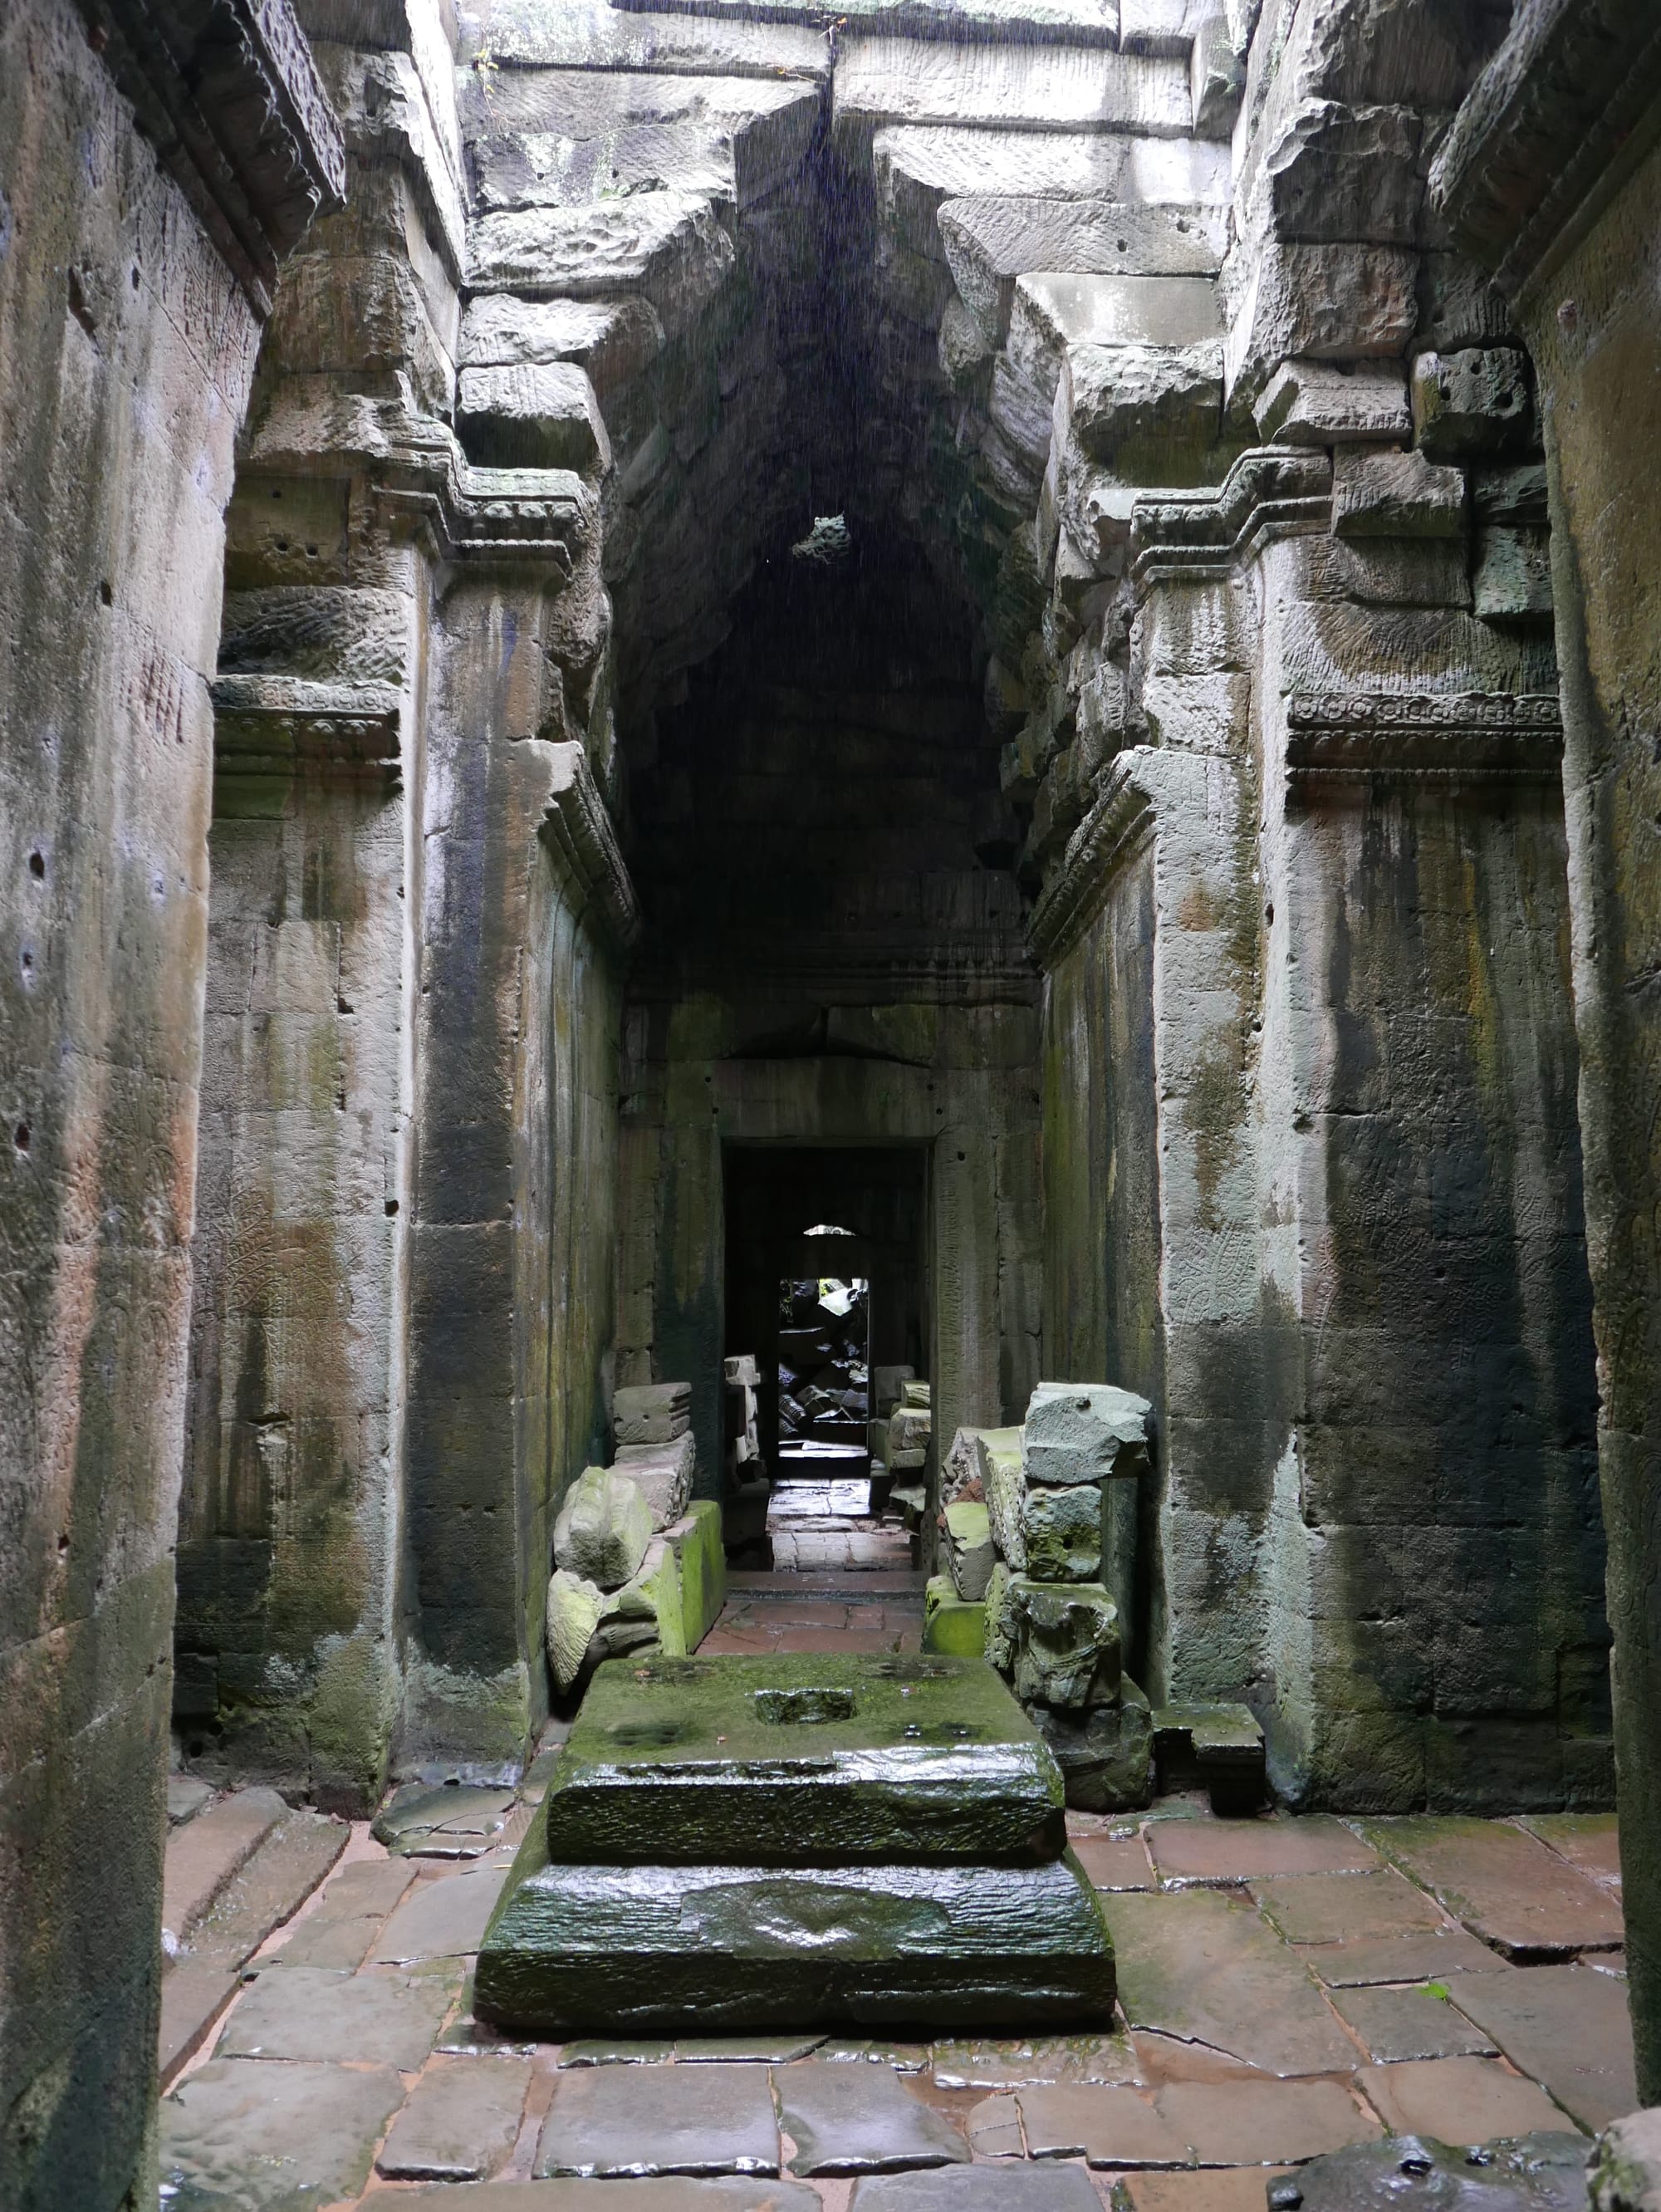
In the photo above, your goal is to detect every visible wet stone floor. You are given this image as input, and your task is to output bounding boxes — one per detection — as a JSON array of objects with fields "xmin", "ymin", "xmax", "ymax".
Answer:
[{"xmin": 160, "ymin": 1587, "xmax": 1636, "ymax": 2212}]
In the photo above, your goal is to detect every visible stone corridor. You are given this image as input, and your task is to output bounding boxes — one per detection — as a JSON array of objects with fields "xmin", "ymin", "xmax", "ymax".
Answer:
[{"xmin": 159, "ymin": 1587, "xmax": 1637, "ymax": 2210}]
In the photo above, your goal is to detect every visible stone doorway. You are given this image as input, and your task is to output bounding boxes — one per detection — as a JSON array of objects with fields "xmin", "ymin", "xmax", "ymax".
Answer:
[{"xmin": 724, "ymin": 1144, "xmax": 927, "ymax": 1573}]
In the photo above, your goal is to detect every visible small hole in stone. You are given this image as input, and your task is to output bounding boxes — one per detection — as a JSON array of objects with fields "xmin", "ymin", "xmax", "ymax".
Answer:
[
  {"xmin": 57, "ymin": 1533, "xmax": 69, "ymax": 1554},
  {"xmin": 28, "ymin": 851, "xmax": 44, "ymax": 878},
  {"xmin": 754, "ymin": 1686, "xmax": 856, "ymax": 1726},
  {"xmin": 14, "ymin": 1123, "xmax": 30, "ymax": 1152},
  {"xmin": 1264, "ymin": 901, "xmax": 1275, "ymax": 925},
  {"xmin": 99, "ymin": 580, "xmax": 112, "ymax": 606},
  {"xmin": 274, "ymin": 538, "xmax": 289, "ymax": 552},
  {"xmin": 385, "ymin": 1199, "xmax": 399, "ymax": 1216},
  {"xmin": 957, "ymin": 1151, "xmax": 966, "ymax": 1163}
]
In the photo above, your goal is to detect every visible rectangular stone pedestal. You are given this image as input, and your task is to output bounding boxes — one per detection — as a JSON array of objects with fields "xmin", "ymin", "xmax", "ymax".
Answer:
[
  {"xmin": 544, "ymin": 1652, "xmax": 1066, "ymax": 1865},
  {"xmin": 474, "ymin": 1818, "xmax": 1115, "ymax": 2035}
]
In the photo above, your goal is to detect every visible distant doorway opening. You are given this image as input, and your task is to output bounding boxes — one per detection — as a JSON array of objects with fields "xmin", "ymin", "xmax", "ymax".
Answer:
[{"xmin": 723, "ymin": 1145, "xmax": 927, "ymax": 1574}]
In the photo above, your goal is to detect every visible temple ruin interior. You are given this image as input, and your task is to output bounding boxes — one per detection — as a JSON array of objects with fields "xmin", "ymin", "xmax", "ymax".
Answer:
[{"xmin": 6, "ymin": 0, "xmax": 1661, "ymax": 2205}]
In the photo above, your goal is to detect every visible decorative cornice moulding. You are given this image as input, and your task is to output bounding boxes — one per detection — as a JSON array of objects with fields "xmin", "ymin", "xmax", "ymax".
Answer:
[{"xmin": 81, "ymin": 0, "xmax": 345, "ymax": 314}]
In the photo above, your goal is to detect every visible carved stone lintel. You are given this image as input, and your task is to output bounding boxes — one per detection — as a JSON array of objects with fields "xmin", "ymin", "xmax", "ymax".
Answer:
[
  {"xmin": 81, "ymin": 0, "xmax": 345, "ymax": 315},
  {"xmin": 1027, "ymin": 756, "xmax": 1157, "ymax": 969},
  {"xmin": 541, "ymin": 742, "xmax": 641, "ymax": 957},
  {"xmin": 1283, "ymin": 690, "xmax": 1565, "ymax": 786},
  {"xmin": 1130, "ymin": 446, "xmax": 1332, "ymax": 594},
  {"xmin": 1430, "ymin": 0, "xmax": 1661, "ymax": 299},
  {"xmin": 212, "ymin": 674, "xmax": 401, "ymax": 785}
]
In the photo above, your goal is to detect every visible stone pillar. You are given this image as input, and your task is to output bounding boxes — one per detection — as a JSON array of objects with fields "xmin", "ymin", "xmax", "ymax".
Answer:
[
  {"xmin": 1035, "ymin": 436, "xmax": 1605, "ymax": 1808},
  {"xmin": 1433, "ymin": 0, "xmax": 1661, "ymax": 2102},
  {"xmin": 404, "ymin": 532, "xmax": 633, "ymax": 1760},
  {"xmin": 176, "ymin": 0, "xmax": 463, "ymax": 1808},
  {"xmin": 0, "ymin": 0, "xmax": 340, "ymax": 2200}
]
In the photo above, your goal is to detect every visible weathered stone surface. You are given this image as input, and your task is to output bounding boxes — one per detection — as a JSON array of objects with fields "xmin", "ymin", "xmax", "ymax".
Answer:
[
  {"xmin": 540, "ymin": 1652, "xmax": 1065, "ymax": 1865},
  {"xmin": 944, "ymin": 1499, "xmax": 996, "ymax": 1601},
  {"xmin": 1027, "ymin": 1685, "xmax": 1154, "ymax": 1812},
  {"xmin": 924, "ymin": 1578, "xmax": 988, "ymax": 1656},
  {"xmin": 377, "ymin": 2053, "xmax": 532, "ymax": 2181},
  {"xmin": 458, "ymin": 362, "xmax": 612, "ymax": 474},
  {"xmin": 847, "ymin": 2167, "xmax": 1102, "ymax": 2208},
  {"xmin": 1009, "ymin": 1580, "xmax": 1121, "ymax": 1709},
  {"xmin": 834, "ymin": 37, "xmax": 1193, "ymax": 137},
  {"xmin": 161, "ymin": 2058, "xmax": 407, "ymax": 2212},
  {"xmin": 169, "ymin": 1775, "xmax": 214, "ymax": 1826},
  {"xmin": 1025, "ymin": 1382, "xmax": 1152, "ymax": 1487},
  {"xmin": 1251, "ymin": 1865, "xmax": 1443, "ymax": 1944},
  {"xmin": 932, "ymin": 2028, "xmax": 1141, "ymax": 2090},
  {"xmin": 1474, "ymin": 526, "xmax": 1554, "ymax": 622},
  {"xmin": 1022, "ymin": 1484, "xmax": 1105, "ymax": 1583},
  {"xmin": 1109, "ymin": 1889, "xmax": 1360, "ymax": 2077},
  {"xmin": 397, "ymin": 2186, "xmax": 820, "ymax": 2210},
  {"xmin": 982, "ymin": 1436, "xmax": 1030, "ymax": 1570},
  {"xmin": 478, "ymin": 1822, "xmax": 1115, "ymax": 2033},
  {"xmin": 1521, "ymin": 1815, "xmax": 1622, "ymax": 1893},
  {"xmin": 941, "ymin": 199, "xmax": 1226, "ymax": 342},
  {"xmin": 1330, "ymin": 445, "xmax": 1467, "ymax": 537},
  {"xmin": 548, "ymin": 1570, "xmax": 614, "ymax": 1691},
  {"xmin": 374, "ymin": 1784, "xmax": 516, "ymax": 1858},
  {"xmin": 1224, "ymin": 242, "xmax": 1418, "ymax": 396},
  {"xmin": 218, "ymin": 1962, "xmax": 458, "ymax": 2068},
  {"xmin": 1355, "ymin": 2058, "xmax": 1575, "ymax": 2146},
  {"xmin": 1448, "ymin": 1965, "xmax": 1639, "ymax": 2133},
  {"xmin": 1254, "ymin": 358, "xmax": 1412, "ymax": 445},
  {"xmin": 368, "ymin": 1866, "xmax": 510, "ymax": 1964},
  {"xmin": 1292, "ymin": 2132, "xmax": 1593, "ymax": 2212},
  {"xmin": 1061, "ymin": 341, "xmax": 1225, "ymax": 464},
  {"xmin": 776, "ymin": 2058, "xmax": 968, "ymax": 2175},
  {"xmin": 468, "ymin": 193, "xmax": 736, "ymax": 341},
  {"xmin": 615, "ymin": 1381, "xmax": 693, "ymax": 1444},
  {"xmin": 1332, "ymin": 1983, "xmax": 1498, "ymax": 2062},
  {"xmin": 1412, "ymin": 346, "xmax": 1534, "ymax": 461},
  {"xmin": 555, "ymin": 1467, "xmax": 655, "ymax": 1592},
  {"xmin": 615, "ymin": 1432, "xmax": 698, "ymax": 1528},
  {"xmin": 163, "ymin": 1788, "xmax": 289, "ymax": 1943},
  {"xmin": 1072, "ymin": 1831, "xmax": 1156, "ymax": 1891},
  {"xmin": 1362, "ymin": 1818, "xmax": 1626, "ymax": 1960},
  {"xmin": 460, "ymin": 293, "xmax": 668, "ymax": 392},
  {"xmin": 1150, "ymin": 1816, "xmax": 1377, "ymax": 1885},
  {"xmin": 1295, "ymin": 1930, "xmax": 1517, "ymax": 1988},
  {"xmin": 1589, "ymin": 2107, "xmax": 1661, "ymax": 2211},
  {"xmin": 1017, "ymin": 272, "xmax": 1222, "ymax": 364},
  {"xmin": 1017, "ymin": 2081, "xmax": 1188, "ymax": 2165},
  {"xmin": 1157, "ymin": 2076, "xmax": 1380, "ymax": 2165},
  {"xmin": 537, "ymin": 2060, "xmax": 779, "ymax": 2177}
]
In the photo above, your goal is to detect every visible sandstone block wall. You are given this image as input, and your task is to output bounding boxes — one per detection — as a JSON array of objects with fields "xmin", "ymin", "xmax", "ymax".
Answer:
[
  {"xmin": 0, "ymin": 0, "xmax": 340, "ymax": 2199},
  {"xmin": 1431, "ymin": 0, "xmax": 1661, "ymax": 2102}
]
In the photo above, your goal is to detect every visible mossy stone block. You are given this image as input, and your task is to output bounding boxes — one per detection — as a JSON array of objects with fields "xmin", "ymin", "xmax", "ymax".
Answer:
[
  {"xmin": 1022, "ymin": 1484, "xmax": 1103, "ymax": 1583},
  {"xmin": 475, "ymin": 1815, "xmax": 1115, "ymax": 2036},
  {"xmin": 542, "ymin": 1652, "xmax": 1065, "ymax": 1866},
  {"xmin": 923, "ymin": 1579, "xmax": 988, "ymax": 1658}
]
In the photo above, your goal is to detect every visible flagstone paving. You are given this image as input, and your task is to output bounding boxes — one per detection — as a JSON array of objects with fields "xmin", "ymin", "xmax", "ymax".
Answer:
[{"xmin": 159, "ymin": 1596, "xmax": 1638, "ymax": 2210}]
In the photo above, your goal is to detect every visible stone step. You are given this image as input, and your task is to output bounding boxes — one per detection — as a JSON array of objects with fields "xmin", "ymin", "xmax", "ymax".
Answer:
[
  {"xmin": 159, "ymin": 1805, "xmax": 348, "ymax": 2086},
  {"xmin": 1153, "ymin": 1699, "xmax": 1265, "ymax": 1815},
  {"xmin": 476, "ymin": 1826, "xmax": 1114, "ymax": 2035},
  {"xmin": 161, "ymin": 1786, "xmax": 288, "ymax": 1943},
  {"xmin": 542, "ymin": 1651, "xmax": 1064, "ymax": 1865}
]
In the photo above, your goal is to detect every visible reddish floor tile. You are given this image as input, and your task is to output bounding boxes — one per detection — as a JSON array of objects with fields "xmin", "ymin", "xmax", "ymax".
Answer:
[
  {"xmin": 1360, "ymin": 1817, "xmax": 1624, "ymax": 1959},
  {"xmin": 1292, "ymin": 1929, "xmax": 1513, "ymax": 1987},
  {"xmin": 1355, "ymin": 2057, "xmax": 1574, "ymax": 2142},
  {"xmin": 1250, "ymin": 1869, "xmax": 1447, "ymax": 1945},
  {"xmin": 1122, "ymin": 2170, "xmax": 1296, "ymax": 2210},
  {"xmin": 1153, "ymin": 2077, "xmax": 1378, "ymax": 2165},
  {"xmin": 1447, "ymin": 1962, "xmax": 1639, "ymax": 2131},
  {"xmin": 1520, "ymin": 1813, "xmax": 1622, "ymax": 1892},
  {"xmin": 1075, "ymin": 1834, "xmax": 1156, "ymax": 1891},
  {"xmin": 1109, "ymin": 1890, "xmax": 1359, "ymax": 2077},
  {"xmin": 1148, "ymin": 1818, "xmax": 1377, "ymax": 1886}
]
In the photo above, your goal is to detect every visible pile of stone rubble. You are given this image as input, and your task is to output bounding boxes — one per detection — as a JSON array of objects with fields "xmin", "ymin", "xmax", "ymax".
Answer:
[
  {"xmin": 544, "ymin": 1382, "xmax": 724, "ymax": 1695},
  {"xmin": 930, "ymin": 1381, "xmax": 1154, "ymax": 1812},
  {"xmin": 883, "ymin": 1373, "xmax": 933, "ymax": 1528},
  {"xmin": 930, "ymin": 1382, "xmax": 1267, "ymax": 1814}
]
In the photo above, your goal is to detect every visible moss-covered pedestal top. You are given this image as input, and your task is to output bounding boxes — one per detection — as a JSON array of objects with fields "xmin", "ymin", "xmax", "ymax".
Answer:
[{"xmin": 544, "ymin": 1651, "xmax": 1066, "ymax": 1865}]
